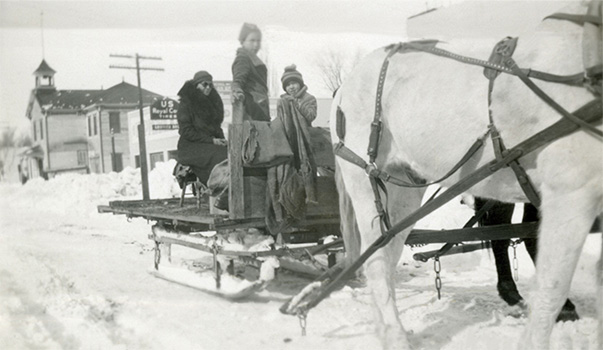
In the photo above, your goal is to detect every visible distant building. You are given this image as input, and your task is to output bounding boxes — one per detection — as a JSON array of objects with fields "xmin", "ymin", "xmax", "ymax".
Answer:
[{"xmin": 24, "ymin": 59, "xmax": 163, "ymax": 179}]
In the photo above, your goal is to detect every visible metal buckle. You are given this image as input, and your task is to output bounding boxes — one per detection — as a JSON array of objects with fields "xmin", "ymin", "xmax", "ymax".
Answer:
[{"xmin": 365, "ymin": 162, "xmax": 378, "ymax": 177}]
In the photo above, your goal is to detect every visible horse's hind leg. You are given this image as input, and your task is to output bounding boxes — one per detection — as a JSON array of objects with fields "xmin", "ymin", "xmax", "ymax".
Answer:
[
  {"xmin": 338, "ymin": 160, "xmax": 412, "ymax": 350},
  {"xmin": 520, "ymin": 184, "xmax": 600, "ymax": 350}
]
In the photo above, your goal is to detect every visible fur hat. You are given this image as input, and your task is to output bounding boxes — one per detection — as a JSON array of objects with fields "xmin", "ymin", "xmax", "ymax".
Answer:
[
  {"xmin": 281, "ymin": 64, "xmax": 304, "ymax": 90},
  {"xmin": 238, "ymin": 23, "xmax": 262, "ymax": 43},
  {"xmin": 192, "ymin": 71, "xmax": 213, "ymax": 85}
]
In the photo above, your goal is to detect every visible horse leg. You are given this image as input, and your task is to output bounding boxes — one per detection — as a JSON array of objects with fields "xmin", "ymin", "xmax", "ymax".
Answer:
[
  {"xmin": 523, "ymin": 204, "xmax": 579, "ymax": 322},
  {"xmin": 520, "ymin": 184, "xmax": 600, "ymax": 350},
  {"xmin": 492, "ymin": 239, "xmax": 524, "ymax": 305},
  {"xmin": 475, "ymin": 199, "xmax": 523, "ymax": 305},
  {"xmin": 338, "ymin": 160, "xmax": 411, "ymax": 350}
]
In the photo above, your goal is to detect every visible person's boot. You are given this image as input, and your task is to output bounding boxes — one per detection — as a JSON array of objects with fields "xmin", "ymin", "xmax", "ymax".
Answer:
[{"xmin": 214, "ymin": 188, "xmax": 229, "ymax": 211}]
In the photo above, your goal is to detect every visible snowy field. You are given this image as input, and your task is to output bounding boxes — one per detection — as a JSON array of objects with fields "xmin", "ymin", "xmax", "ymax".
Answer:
[{"xmin": 0, "ymin": 161, "xmax": 600, "ymax": 350}]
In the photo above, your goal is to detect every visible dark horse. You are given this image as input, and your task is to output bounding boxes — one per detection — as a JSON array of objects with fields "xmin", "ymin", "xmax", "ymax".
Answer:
[{"xmin": 475, "ymin": 198, "xmax": 579, "ymax": 322}]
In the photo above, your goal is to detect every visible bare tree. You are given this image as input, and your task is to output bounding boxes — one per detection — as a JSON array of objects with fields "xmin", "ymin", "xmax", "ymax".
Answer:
[
  {"xmin": 0, "ymin": 127, "xmax": 16, "ymax": 179},
  {"xmin": 315, "ymin": 48, "xmax": 365, "ymax": 94}
]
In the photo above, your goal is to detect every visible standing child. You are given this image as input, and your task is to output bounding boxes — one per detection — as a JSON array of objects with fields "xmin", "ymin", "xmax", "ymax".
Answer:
[{"xmin": 279, "ymin": 64, "xmax": 317, "ymax": 126}]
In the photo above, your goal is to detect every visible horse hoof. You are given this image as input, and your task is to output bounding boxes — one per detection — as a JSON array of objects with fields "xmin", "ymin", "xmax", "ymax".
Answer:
[
  {"xmin": 378, "ymin": 325, "xmax": 412, "ymax": 350},
  {"xmin": 497, "ymin": 281, "xmax": 523, "ymax": 306},
  {"xmin": 556, "ymin": 303, "xmax": 580, "ymax": 322},
  {"xmin": 507, "ymin": 300, "xmax": 528, "ymax": 318}
]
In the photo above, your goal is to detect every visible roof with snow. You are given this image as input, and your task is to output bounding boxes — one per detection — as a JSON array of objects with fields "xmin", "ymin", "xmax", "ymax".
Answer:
[
  {"xmin": 33, "ymin": 59, "xmax": 56, "ymax": 76},
  {"xmin": 30, "ymin": 81, "xmax": 164, "ymax": 117}
]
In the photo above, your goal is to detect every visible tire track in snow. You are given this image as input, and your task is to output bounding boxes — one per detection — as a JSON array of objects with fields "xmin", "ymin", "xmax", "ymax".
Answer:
[{"xmin": 0, "ymin": 269, "xmax": 80, "ymax": 349}]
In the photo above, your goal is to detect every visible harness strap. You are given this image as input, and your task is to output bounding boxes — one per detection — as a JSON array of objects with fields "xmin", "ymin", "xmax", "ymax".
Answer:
[
  {"xmin": 401, "ymin": 42, "xmax": 589, "ymax": 87},
  {"xmin": 283, "ymin": 98, "xmax": 602, "ymax": 317},
  {"xmin": 504, "ymin": 57, "xmax": 603, "ymax": 138},
  {"xmin": 368, "ymin": 43, "xmax": 402, "ymax": 163},
  {"xmin": 334, "ymin": 133, "xmax": 488, "ymax": 188},
  {"xmin": 335, "ymin": 106, "xmax": 346, "ymax": 141},
  {"xmin": 369, "ymin": 176, "xmax": 392, "ymax": 233},
  {"xmin": 486, "ymin": 37, "xmax": 542, "ymax": 207},
  {"xmin": 544, "ymin": 13, "xmax": 603, "ymax": 26}
]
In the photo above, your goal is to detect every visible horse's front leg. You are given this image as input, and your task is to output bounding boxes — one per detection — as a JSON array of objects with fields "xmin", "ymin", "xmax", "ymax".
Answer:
[{"xmin": 520, "ymin": 183, "xmax": 600, "ymax": 350}]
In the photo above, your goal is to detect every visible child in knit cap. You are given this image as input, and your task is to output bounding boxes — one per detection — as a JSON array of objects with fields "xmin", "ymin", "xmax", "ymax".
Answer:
[{"xmin": 279, "ymin": 64, "xmax": 317, "ymax": 126}]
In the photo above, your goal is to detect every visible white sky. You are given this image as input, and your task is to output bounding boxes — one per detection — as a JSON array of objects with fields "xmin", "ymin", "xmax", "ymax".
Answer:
[{"xmin": 0, "ymin": 0, "xmax": 580, "ymax": 134}]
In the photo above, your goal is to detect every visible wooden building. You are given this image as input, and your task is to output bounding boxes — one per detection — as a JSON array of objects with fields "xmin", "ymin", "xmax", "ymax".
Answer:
[{"xmin": 24, "ymin": 59, "xmax": 163, "ymax": 178}]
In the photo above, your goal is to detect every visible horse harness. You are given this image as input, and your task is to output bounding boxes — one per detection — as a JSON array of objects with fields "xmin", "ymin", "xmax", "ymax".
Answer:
[
  {"xmin": 334, "ymin": 12, "xmax": 603, "ymax": 233},
  {"xmin": 281, "ymin": 4, "xmax": 603, "ymax": 324}
]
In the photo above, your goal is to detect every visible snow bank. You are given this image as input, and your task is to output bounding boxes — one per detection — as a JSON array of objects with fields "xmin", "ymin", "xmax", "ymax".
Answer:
[{"xmin": 0, "ymin": 160, "xmax": 181, "ymax": 219}]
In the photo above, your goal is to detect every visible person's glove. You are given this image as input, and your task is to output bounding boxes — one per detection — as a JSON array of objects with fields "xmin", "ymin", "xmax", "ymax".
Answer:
[
  {"xmin": 232, "ymin": 88, "xmax": 245, "ymax": 102},
  {"xmin": 213, "ymin": 138, "xmax": 228, "ymax": 146}
]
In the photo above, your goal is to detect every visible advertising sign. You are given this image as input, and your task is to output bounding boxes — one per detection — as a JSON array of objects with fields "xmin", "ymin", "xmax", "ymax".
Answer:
[{"xmin": 150, "ymin": 98, "xmax": 178, "ymax": 120}]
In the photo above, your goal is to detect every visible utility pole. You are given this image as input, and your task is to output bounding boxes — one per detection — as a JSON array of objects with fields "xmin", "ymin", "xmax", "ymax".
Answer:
[{"xmin": 109, "ymin": 54, "xmax": 163, "ymax": 200}]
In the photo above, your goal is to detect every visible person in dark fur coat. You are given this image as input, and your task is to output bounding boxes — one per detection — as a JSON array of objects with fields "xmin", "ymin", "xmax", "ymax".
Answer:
[
  {"xmin": 231, "ymin": 22, "xmax": 270, "ymax": 121},
  {"xmin": 176, "ymin": 70, "xmax": 227, "ymax": 185}
]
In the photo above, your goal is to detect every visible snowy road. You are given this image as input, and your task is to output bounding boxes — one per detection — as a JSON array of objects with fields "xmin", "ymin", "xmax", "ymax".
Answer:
[{"xmin": 0, "ymin": 172, "xmax": 600, "ymax": 350}]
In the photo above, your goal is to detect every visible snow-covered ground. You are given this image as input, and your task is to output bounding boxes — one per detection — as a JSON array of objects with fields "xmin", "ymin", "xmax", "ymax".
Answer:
[{"xmin": 0, "ymin": 162, "xmax": 600, "ymax": 350}]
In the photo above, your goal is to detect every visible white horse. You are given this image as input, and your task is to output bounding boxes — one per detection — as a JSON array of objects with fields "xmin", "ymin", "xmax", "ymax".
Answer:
[{"xmin": 331, "ymin": 2, "xmax": 602, "ymax": 349}]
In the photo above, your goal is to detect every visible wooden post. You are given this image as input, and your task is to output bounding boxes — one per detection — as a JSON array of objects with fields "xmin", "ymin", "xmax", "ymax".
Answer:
[{"xmin": 229, "ymin": 100, "xmax": 245, "ymax": 219}]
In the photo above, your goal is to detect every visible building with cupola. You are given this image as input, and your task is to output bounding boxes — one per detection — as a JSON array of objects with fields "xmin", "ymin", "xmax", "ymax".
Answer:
[{"xmin": 24, "ymin": 59, "xmax": 164, "ymax": 179}]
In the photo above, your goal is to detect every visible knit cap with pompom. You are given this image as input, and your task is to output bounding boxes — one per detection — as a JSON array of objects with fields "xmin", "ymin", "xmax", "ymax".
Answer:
[{"xmin": 281, "ymin": 64, "xmax": 304, "ymax": 91}]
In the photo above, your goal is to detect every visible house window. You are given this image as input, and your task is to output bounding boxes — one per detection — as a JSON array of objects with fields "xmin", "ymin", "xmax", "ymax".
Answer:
[
  {"xmin": 39, "ymin": 120, "xmax": 44, "ymax": 140},
  {"xmin": 150, "ymin": 152, "xmax": 164, "ymax": 170},
  {"xmin": 112, "ymin": 153, "xmax": 123, "ymax": 172},
  {"xmin": 109, "ymin": 112, "xmax": 121, "ymax": 134},
  {"xmin": 167, "ymin": 150, "xmax": 178, "ymax": 161},
  {"xmin": 33, "ymin": 122, "xmax": 37, "ymax": 141},
  {"xmin": 93, "ymin": 115, "xmax": 98, "ymax": 135},
  {"xmin": 135, "ymin": 155, "xmax": 140, "ymax": 168},
  {"xmin": 77, "ymin": 150, "xmax": 88, "ymax": 166},
  {"xmin": 88, "ymin": 116, "xmax": 92, "ymax": 136}
]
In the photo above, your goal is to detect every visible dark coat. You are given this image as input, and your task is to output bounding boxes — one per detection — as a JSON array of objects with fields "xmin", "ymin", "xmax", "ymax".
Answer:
[
  {"xmin": 232, "ymin": 48, "xmax": 270, "ymax": 121},
  {"xmin": 176, "ymin": 81, "xmax": 227, "ymax": 184},
  {"xmin": 278, "ymin": 86, "xmax": 317, "ymax": 126}
]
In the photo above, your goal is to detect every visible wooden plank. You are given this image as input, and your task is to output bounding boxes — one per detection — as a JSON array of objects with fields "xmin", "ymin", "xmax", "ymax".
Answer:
[
  {"xmin": 229, "ymin": 101, "xmax": 245, "ymax": 219},
  {"xmin": 243, "ymin": 175, "xmax": 267, "ymax": 218},
  {"xmin": 406, "ymin": 223, "xmax": 539, "ymax": 245},
  {"xmin": 151, "ymin": 230, "xmax": 342, "ymax": 258}
]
